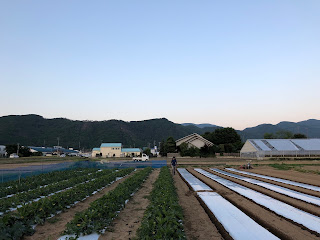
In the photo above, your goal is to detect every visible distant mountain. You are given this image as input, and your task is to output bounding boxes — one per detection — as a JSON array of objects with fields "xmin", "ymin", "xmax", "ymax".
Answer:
[
  {"xmin": 1, "ymin": 115, "xmax": 319, "ymax": 149},
  {"xmin": 0, "ymin": 115, "xmax": 215, "ymax": 150},
  {"xmin": 182, "ymin": 123, "xmax": 219, "ymax": 128},
  {"xmin": 240, "ymin": 119, "xmax": 320, "ymax": 140}
]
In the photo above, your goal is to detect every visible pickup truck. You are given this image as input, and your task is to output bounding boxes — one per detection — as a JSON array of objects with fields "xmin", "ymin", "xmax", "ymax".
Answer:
[{"xmin": 133, "ymin": 154, "xmax": 149, "ymax": 162}]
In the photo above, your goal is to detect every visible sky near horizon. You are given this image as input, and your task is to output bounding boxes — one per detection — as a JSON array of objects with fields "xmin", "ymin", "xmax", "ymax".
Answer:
[{"xmin": 1, "ymin": 1, "xmax": 320, "ymax": 130}]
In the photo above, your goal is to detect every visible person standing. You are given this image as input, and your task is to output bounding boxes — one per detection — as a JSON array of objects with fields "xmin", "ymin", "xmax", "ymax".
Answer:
[{"xmin": 171, "ymin": 156, "xmax": 177, "ymax": 175}]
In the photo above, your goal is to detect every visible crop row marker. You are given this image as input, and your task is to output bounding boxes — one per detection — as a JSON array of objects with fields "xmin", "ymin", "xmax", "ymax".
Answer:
[
  {"xmin": 211, "ymin": 168, "xmax": 320, "ymax": 206},
  {"xmin": 177, "ymin": 168, "xmax": 279, "ymax": 240},
  {"xmin": 227, "ymin": 168, "xmax": 320, "ymax": 192},
  {"xmin": 195, "ymin": 168, "xmax": 320, "ymax": 235}
]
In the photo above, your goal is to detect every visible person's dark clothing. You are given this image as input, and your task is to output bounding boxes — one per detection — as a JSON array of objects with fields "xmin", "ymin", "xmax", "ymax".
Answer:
[{"xmin": 171, "ymin": 158, "xmax": 177, "ymax": 166}]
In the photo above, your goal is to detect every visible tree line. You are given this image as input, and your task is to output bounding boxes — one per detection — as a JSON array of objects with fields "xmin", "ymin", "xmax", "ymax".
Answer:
[{"xmin": 159, "ymin": 127, "xmax": 243, "ymax": 157}]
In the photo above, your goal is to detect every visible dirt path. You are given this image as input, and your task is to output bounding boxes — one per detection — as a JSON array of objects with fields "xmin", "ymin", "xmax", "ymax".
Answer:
[
  {"xmin": 23, "ymin": 171, "xmax": 138, "ymax": 240},
  {"xmin": 223, "ymin": 168, "xmax": 320, "ymax": 198},
  {"xmin": 173, "ymin": 171, "xmax": 223, "ymax": 240},
  {"xmin": 188, "ymin": 168, "xmax": 319, "ymax": 240},
  {"xmin": 206, "ymin": 168, "xmax": 320, "ymax": 217},
  {"xmin": 99, "ymin": 169, "xmax": 160, "ymax": 240}
]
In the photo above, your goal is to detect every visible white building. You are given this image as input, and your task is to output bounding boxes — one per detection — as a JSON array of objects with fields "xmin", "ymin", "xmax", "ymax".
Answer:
[
  {"xmin": 241, "ymin": 139, "xmax": 320, "ymax": 159},
  {"xmin": 92, "ymin": 143, "xmax": 141, "ymax": 158},
  {"xmin": 176, "ymin": 133, "xmax": 214, "ymax": 149}
]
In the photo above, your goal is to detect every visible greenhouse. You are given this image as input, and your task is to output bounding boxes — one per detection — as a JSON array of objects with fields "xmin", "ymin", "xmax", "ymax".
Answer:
[{"xmin": 240, "ymin": 139, "xmax": 320, "ymax": 159}]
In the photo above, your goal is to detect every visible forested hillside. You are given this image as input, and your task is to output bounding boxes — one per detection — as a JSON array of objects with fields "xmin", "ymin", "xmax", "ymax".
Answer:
[
  {"xmin": 1, "ymin": 114, "xmax": 320, "ymax": 150},
  {"xmin": 0, "ymin": 115, "xmax": 217, "ymax": 149}
]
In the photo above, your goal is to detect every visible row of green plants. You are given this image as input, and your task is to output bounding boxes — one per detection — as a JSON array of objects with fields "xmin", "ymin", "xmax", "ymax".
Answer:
[
  {"xmin": 136, "ymin": 166, "xmax": 186, "ymax": 240},
  {"xmin": 0, "ymin": 168, "xmax": 134, "ymax": 240},
  {"xmin": 0, "ymin": 169, "xmax": 114, "ymax": 213},
  {"xmin": 63, "ymin": 167, "xmax": 153, "ymax": 238},
  {"xmin": 0, "ymin": 168, "xmax": 98, "ymax": 198}
]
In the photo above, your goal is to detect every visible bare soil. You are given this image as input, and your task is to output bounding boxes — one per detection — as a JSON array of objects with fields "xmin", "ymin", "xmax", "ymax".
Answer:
[
  {"xmin": 174, "ymin": 170, "xmax": 223, "ymax": 240},
  {"xmin": 23, "ymin": 171, "xmax": 137, "ymax": 240},
  {"xmin": 99, "ymin": 169, "xmax": 160, "ymax": 240},
  {"xmin": 188, "ymin": 168, "xmax": 319, "ymax": 240}
]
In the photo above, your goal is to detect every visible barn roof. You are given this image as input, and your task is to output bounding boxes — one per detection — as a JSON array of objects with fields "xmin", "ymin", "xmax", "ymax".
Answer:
[{"xmin": 247, "ymin": 139, "xmax": 320, "ymax": 151}]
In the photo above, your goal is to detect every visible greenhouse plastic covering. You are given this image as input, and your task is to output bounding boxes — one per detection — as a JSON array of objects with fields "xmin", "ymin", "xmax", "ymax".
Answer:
[
  {"xmin": 226, "ymin": 168, "xmax": 320, "ymax": 192},
  {"xmin": 211, "ymin": 169, "xmax": 320, "ymax": 206},
  {"xmin": 177, "ymin": 168, "xmax": 212, "ymax": 191},
  {"xmin": 195, "ymin": 168, "xmax": 320, "ymax": 234},
  {"xmin": 198, "ymin": 192, "xmax": 279, "ymax": 240}
]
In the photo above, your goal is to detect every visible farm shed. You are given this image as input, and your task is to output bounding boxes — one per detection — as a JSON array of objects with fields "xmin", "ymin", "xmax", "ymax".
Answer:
[
  {"xmin": 176, "ymin": 133, "xmax": 214, "ymax": 149},
  {"xmin": 240, "ymin": 139, "xmax": 320, "ymax": 159}
]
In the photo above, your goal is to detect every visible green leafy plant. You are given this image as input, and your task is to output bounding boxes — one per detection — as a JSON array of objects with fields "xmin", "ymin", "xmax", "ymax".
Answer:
[
  {"xmin": 64, "ymin": 167, "xmax": 153, "ymax": 237},
  {"xmin": 136, "ymin": 166, "xmax": 186, "ymax": 240},
  {"xmin": 0, "ymin": 168, "xmax": 134, "ymax": 240}
]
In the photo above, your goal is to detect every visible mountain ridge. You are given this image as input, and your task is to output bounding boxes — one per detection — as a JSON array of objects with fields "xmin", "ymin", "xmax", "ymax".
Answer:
[{"xmin": 1, "ymin": 114, "xmax": 320, "ymax": 149}]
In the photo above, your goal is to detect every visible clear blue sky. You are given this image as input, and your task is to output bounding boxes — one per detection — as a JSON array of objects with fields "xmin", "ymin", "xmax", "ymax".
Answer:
[{"xmin": 1, "ymin": 1, "xmax": 319, "ymax": 130}]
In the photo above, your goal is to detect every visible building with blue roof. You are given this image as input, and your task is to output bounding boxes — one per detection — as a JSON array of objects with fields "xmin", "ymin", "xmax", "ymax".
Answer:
[{"xmin": 91, "ymin": 143, "xmax": 141, "ymax": 158}]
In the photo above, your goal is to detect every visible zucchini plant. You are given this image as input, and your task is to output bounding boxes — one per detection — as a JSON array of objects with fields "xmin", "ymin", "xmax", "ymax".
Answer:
[
  {"xmin": 136, "ymin": 166, "xmax": 186, "ymax": 240},
  {"xmin": 63, "ymin": 167, "xmax": 153, "ymax": 238},
  {"xmin": 0, "ymin": 169, "xmax": 113, "ymax": 213},
  {"xmin": 0, "ymin": 168, "xmax": 134, "ymax": 240},
  {"xmin": 0, "ymin": 168, "xmax": 98, "ymax": 198}
]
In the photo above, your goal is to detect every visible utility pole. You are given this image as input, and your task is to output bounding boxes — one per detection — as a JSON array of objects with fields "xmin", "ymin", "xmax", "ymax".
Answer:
[
  {"xmin": 57, "ymin": 137, "xmax": 60, "ymax": 146},
  {"xmin": 17, "ymin": 143, "xmax": 20, "ymax": 156}
]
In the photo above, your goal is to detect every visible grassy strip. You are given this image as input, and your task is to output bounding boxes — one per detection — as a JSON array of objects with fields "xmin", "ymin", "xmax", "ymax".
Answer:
[
  {"xmin": 0, "ymin": 168, "xmax": 98, "ymax": 197},
  {"xmin": 64, "ymin": 167, "xmax": 153, "ymax": 238},
  {"xmin": 0, "ymin": 169, "xmax": 114, "ymax": 213},
  {"xmin": 136, "ymin": 166, "xmax": 186, "ymax": 240},
  {"xmin": 0, "ymin": 168, "xmax": 134, "ymax": 240}
]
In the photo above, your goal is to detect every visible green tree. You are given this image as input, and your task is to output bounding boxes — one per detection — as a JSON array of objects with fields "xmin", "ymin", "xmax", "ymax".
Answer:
[
  {"xmin": 159, "ymin": 140, "xmax": 166, "ymax": 156},
  {"xmin": 165, "ymin": 137, "xmax": 176, "ymax": 153},
  {"xmin": 5, "ymin": 144, "xmax": 32, "ymax": 157},
  {"xmin": 178, "ymin": 142, "xmax": 189, "ymax": 157},
  {"xmin": 143, "ymin": 148, "xmax": 151, "ymax": 156},
  {"xmin": 264, "ymin": 133, "xmax": 274, "ymax": 139},
  {"xmin": 5, "ymin": 144, "xmax": 18, "ymax": 156},
  {"xmin": 188, "ymin": 147, "xmax": 199, "ymax": 157},
  {"xmin": 202, "ymin": 127, "xmax": 242, "ymax": 153},
  {"xmin": 293, "ymin": 133, "xmax": 307, "ymax": 139}
]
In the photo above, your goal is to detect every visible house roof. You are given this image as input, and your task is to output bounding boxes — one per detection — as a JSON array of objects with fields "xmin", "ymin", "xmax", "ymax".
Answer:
[
  {"xmin": 176, "ymin": 133, "xmax": 214, "ymax": 147},
  {"xmin": 121, "ymin": 148, "xmax": 141, "ymax": 152},
  {"xmin": 100, "ymin": 143, "xmax": 122, "ymax": 148},
  {"xmin": 29, "ymin": 146, "xmax": 78, "ymax": 153},
  {"xmin": 92, "ymin": 148, "xmax": 101, "ymax": 151}
]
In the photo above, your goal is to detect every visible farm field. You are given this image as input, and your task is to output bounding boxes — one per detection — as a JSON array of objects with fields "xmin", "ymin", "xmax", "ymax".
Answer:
[{"xmin": 1, "ymin": 161, "xmax": 320, "ymax": 239}]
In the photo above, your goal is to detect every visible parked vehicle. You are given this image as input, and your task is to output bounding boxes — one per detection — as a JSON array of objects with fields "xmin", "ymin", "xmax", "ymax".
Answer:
[
  {"xmin": 9, "ymin": 153, "xmax": 19, "ymax": 158},
  {"xmin": 132, "ymin": 154, "xmax": 149, "ymax": 162}
]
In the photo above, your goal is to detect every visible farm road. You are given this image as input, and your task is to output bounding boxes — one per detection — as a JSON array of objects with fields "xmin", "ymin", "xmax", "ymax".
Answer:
[
  {"xmin": 99, "ymin": 169, "xmax": 160, "ymax": 240},
  {"xmin": 24, "ymin": 170, "xmax": 138, "ymax": 240}
]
